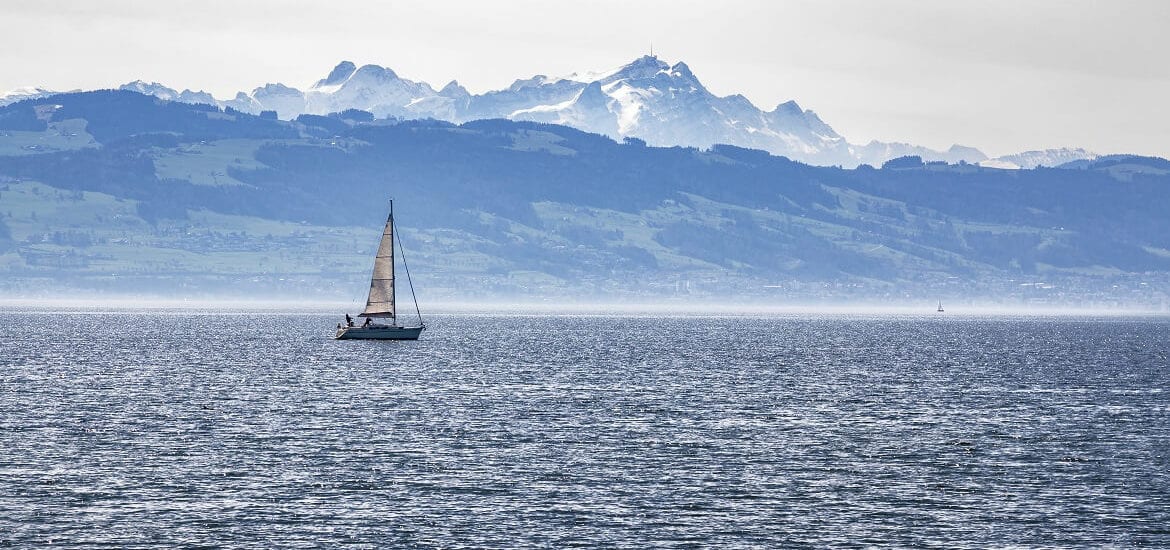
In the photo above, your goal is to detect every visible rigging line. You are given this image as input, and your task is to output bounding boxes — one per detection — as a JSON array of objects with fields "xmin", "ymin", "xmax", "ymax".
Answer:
[{"xmin": 394, "ymin": 220, "xmax": 423, "ymax": 325}]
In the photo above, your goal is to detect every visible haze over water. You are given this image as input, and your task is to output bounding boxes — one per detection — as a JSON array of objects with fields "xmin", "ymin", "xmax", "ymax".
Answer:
[{"xmin": 2, "ymin": 311, "xmax": 1167, "ymax": 546}]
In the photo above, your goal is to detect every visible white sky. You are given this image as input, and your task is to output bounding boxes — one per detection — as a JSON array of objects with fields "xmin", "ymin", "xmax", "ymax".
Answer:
[{"xmin": 2, "ymin": 0, "xmax": 1167, "ymax": 158}]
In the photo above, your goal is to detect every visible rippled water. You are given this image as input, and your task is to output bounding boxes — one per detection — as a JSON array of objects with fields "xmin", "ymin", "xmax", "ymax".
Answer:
[{"xmin": 1, "ymin": 311, "xmax": 1168, "ymax": 547}]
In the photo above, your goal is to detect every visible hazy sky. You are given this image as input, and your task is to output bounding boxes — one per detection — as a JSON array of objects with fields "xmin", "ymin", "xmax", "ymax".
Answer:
[{"xmin": 2, "ymin": 0, "xmax": 1167, "ymax": 158}]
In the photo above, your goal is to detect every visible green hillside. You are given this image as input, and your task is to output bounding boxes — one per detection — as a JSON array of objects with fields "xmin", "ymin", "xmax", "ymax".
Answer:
[{"xmin": 1, "ymin": 91, "xmax": 1168, "ymax": 307}]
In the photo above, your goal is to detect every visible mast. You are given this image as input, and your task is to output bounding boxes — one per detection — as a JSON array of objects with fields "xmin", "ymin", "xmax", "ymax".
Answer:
[
  {"xmin": 391, "ymin": 199, "xmax": 396, "ymax": 320},
  {"xmin": 359, "ymin": 200, "xmax": 396, "ymax": 318}
]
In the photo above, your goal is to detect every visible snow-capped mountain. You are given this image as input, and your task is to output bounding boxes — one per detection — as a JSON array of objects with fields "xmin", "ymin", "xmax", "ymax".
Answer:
[
  {"xmin": 511, "ymin": 80, "xmax": 620, "ymax": 137},
  {"xmin": 248, "ymin": 83, "xmax": 306, "ymax": 120},
  {"xmin": 6, "ymin": 56, "xmax": 991, "ymax": 166},
  {"xmin": 979, "ymin": 148, "xmax": 1099, "ymax": 169},
  {"xmin": 120, "ymin": 81, "xmax": 217, "ymax": 106},
  {"xmin": 303, "ymin": 61, "xmax": 440, "ymax": 119},
  {"xmin": 454, "ymin": 56, "xmax": 859, "ymax": 164},
  {"xmin": 853, "ymin": 141, "xmax": 988, "ymax": 166},
  {"xmin": 0, "ymin": 86, "xmax": 75, "ymax": 106}
]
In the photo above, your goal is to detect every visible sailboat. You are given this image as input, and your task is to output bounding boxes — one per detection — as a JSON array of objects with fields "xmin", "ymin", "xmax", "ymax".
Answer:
[
  {"xmin": 937, "ymin": 300, "xmax": 945, "ymax": 313},
  {"xmin": 335, "ymin": 200, "xmax": 426, "ymax": 340}
]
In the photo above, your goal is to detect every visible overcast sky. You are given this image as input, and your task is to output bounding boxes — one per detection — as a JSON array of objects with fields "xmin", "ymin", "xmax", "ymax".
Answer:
[{"xmin": 2, "ymin": 0, "xmax": 1167, "ymax": 158}]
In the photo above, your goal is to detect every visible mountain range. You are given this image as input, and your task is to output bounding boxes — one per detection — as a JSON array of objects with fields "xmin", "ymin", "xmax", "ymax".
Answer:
[
  {"xmin": 1, "ymin": 56, "xmax": 1099, "ymax": 168},
  {"xmin": 0, "ymin": 90, "xmax": 1167, "ymax": 306}
]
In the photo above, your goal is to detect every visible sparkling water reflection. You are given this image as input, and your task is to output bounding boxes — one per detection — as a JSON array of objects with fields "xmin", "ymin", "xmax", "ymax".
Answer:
[{"xmin": 1, "ymin": 312, "xmax": 1167, "ymax": 546}]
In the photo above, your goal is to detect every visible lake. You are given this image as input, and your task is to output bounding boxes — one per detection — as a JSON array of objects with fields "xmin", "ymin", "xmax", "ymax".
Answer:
[{"xmin": 1, "ymin": 311, "xmax": 1167, "ymax": 547}]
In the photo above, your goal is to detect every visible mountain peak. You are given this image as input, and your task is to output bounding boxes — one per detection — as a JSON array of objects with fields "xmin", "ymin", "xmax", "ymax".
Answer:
[
  {"xmin": 252, "ymin": 82, "xmax": 302, "ymax": 95},
  {"xmin": 122, "ymin": 80, "xmax": 162, "ymax": 89},
  {"xmin": 946, "ymin": 144, "xmax": 987, "ymax": 160},
  {"xmin": 439, "ymin": 80, "xmax": 470, "ymax": 98},
  {"xmin": 723, "ymin": 93, "xmax": 754, "ymax": 108},
  {"xmin": 0, "ymin": 86, "xmax": 64, "ymax": 107},
  {"xmin": 315, "ymin": 61, "xmax": 357, "ymax": 88},
  {"xmin": 669, "ymin": 61, "xmax": 694, "ymax": 78},
  {"xmin": 87, "ymin": 56, "xmax": 993, "ymax": 168},
  {"xmin": 576, "ymin": 80, "xmax": 608, "ymax": 106},
  {"xmin": 626, "ymin": 54, "xmax": 669, "ymax": 70},
  {"xmin": 772, "ymin": 100, "xmax": 803, "ymax": 115},
  {"xmin": 2, "ymin": 85, "xmax": 54, "ymax": 96},
  {"xmin": 351, "ymin": 64, "xmax": 400, "ymax": 83},
  {"xmin": 603, "ymin": 55, "xmax": 670, "ymax": 83},
  {"xmin": 120, "ymin": 80, "xmax": 179, "ymax": 100},
  {"xmin": 985, "ymin": 147, "xmax": 1098, "ymax": 169},
  {"xmin": 508, "ymin": 75, "xmax": 550, "ymax": 92}
]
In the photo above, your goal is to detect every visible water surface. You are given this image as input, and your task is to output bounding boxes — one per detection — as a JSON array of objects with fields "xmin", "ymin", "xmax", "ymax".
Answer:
[{"xmin": 1, "ymin": 312, "xmax": 1167, "ymax": 547}]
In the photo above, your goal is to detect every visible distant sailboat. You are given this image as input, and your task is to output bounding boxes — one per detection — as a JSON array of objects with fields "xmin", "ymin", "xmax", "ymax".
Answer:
[
  {"xmin": 335, "ymin": 200, "xmax": 425, "ymax": 340},
  {"xmin": 937, "ymin": 300, "xmax": 945, "ymax": 313}
]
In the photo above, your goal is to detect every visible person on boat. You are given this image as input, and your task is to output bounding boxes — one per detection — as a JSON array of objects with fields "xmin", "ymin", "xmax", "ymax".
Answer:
[
  {"xmin": 363, "ymin": 317, "xmax": 372, "ymax": 327},
  {"xmin": 345, "ymin": 314, "xmax": 354, "ymax": 327}
]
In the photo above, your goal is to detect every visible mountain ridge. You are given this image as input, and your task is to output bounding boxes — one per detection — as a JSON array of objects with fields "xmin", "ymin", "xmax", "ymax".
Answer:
[{"xmin": 1, "ymin": 56, "xmax": 1089, "ymax": 167}]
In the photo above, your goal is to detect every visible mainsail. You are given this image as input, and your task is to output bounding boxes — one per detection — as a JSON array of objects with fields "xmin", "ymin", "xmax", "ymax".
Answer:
[{"xmin": 360, "ymin": 208, "xmax": 395, "ymax": 318}]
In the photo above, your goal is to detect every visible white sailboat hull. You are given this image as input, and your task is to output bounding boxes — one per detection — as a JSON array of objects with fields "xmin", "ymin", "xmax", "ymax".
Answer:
[{"xmin": 335, "ymin": 324, "xmax": 424, "ymax": 340}]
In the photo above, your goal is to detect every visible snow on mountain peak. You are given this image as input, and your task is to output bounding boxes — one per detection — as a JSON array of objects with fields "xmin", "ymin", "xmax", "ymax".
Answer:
[
  {"xmin": 121, "ymin": 80, "xmax": 178, "ymax": 100},
  {"xmin": 87, "ymin": 55, "xmax": 1007, "ymax": 167},
  {"xmin": 315, "ymin": 61, "xmax": 357, "ymax": 88},
  {"xmin": 248, "ymin": 83, "xmax": 305, "ymax": 118},
  {"xmin": 113, "ymin": 81, "xmax": 213, "ymax": 107},
  {"xmin": 772, "ymin": 100, "xmax": 803, "ymax": 116},
  {"xmin": 253, "ymin": 82, "xmax": 301, "ymax": 95},
  {"xmin": 439, "ymin": 80, "xmax": 470, "ymax": 98},
  {"xmin": 630, "ymin": 54, "xmax": 668, "ymax": 69},
  {"xmin": 511, "ymin": 80, "xmax": 619, "ymax": 137},
  {"xmin": 597, "ymin": 55, "xmax": 670, "ymax": 84},
  {"xmin": 0, "ymin": 86, "xmax": 63, "ymax": 107},
  {"xmin": 576, "ymin": 81, "xmax": 610, "ymax": 107},
  {"xmin": 981, "ymin": 147, "xmax": 1097, "ymax": 169},
  {"xmin": 351, "ymin": 64, "xmax": 401, "ymax": 83},
  {"xmin": 668, "ymin": 61, "xmax": 695, "ymax": 79},
  {"xmin": 507, "ymin": 75, "xmax": 552, "ymax": 92},
  {"xmin": 3, "ymin": 85, "xmax": 53, "ymax": 95}
]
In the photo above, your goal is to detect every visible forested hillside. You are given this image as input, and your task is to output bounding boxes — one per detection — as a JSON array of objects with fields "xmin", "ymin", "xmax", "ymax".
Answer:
[{"xmin": 1, "ymin": 91, "xmax": 1168, "ymax": 306}]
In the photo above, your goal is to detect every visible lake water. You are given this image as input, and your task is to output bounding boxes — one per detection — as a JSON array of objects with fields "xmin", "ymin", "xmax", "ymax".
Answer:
[{"xmin": 1, "ymin": 311, "xmax": 1168, "ymax": 547}]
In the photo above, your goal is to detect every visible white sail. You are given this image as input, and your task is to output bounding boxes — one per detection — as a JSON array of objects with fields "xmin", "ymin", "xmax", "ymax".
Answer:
[{"xmin": 360, "ymin": 210, "xmax": 395, "ymax": 318}]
